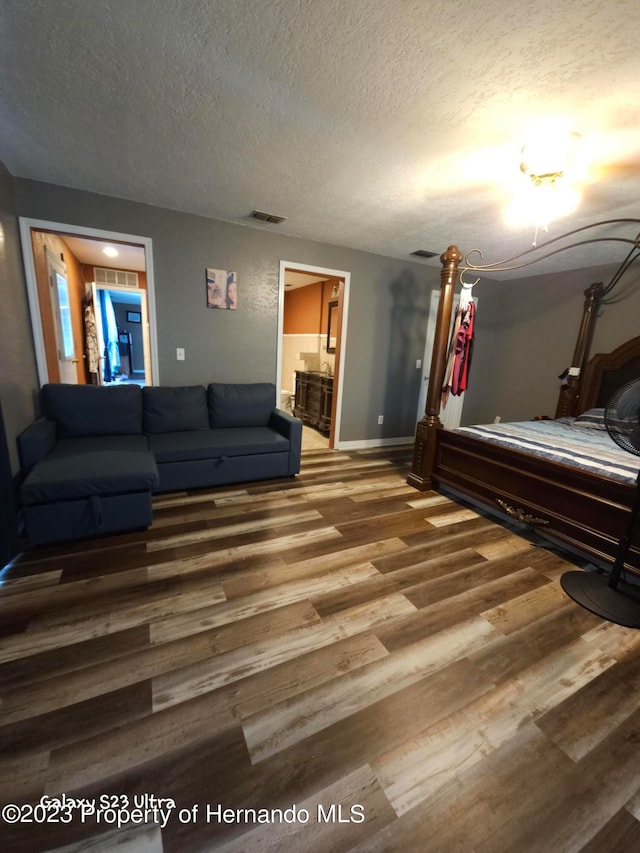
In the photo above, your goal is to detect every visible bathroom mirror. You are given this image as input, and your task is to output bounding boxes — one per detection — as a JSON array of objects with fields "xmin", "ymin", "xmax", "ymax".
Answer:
[{"xmin": 326, "ymin": 299, "xmax": 338, "ymax": 353}]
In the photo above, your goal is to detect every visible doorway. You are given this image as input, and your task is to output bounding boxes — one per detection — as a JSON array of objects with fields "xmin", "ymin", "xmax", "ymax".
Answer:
[
  {"xmin": 277, "ymin": 261, "xmax": 350, "ymax": 450},
  {"xmin": 19, "ymin": 218, "xmax": 159, "ymax": 387},
  {"xmin": 90, "ymin": 283, "xmax": 152, "ymax": 386}
]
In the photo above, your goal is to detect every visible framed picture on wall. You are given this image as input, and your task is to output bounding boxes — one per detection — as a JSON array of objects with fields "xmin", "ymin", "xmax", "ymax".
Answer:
[
  {"xmin": 126, "ymin": 311, "xmax": 142, "ymax": 323},
  {"xmin": 206, "ymin": 268, "xmax": 238, "ymax": 310}
]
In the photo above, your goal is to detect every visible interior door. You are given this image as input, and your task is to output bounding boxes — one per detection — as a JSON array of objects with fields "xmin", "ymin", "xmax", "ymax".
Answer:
[
  {"xmin": 417, "ymin": 289, "xmax": 478, "ymax": 430},
  {"xmin": 46, "ymin": 249, "xmax": 79, "ymax": 383}
]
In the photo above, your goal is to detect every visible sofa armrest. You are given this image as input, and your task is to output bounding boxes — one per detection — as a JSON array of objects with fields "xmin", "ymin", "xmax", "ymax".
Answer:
[
  {"xmin": 269, "ymin": 410, "xmax": 302, "ymax": 475},
  {"xmin": 17, "ymin": 418, "xmax": 57, "ymax": 473}
]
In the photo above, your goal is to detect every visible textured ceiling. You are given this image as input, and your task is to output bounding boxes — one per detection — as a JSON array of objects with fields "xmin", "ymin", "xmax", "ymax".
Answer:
[{"xmin": 2, "ymin": 0, "xmax": 640, "ymax": 277}]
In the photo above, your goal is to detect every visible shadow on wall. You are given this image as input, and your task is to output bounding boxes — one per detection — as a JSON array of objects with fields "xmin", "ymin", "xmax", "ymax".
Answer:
[{"xmin": 383, "ymin": 269, "xmax": 429, "ymax": 437}]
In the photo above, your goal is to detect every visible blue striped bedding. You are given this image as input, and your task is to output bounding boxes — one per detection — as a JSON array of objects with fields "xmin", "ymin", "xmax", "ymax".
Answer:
[{"xmin": 455, "ymin": 419, "xmax": 640, "ymax": 485}]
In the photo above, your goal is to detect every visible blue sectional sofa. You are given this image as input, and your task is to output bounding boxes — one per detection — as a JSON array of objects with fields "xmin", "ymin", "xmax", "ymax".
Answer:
[{"xmin": 17, "ymin": 382, "xmax": 302, "ymax": 545}]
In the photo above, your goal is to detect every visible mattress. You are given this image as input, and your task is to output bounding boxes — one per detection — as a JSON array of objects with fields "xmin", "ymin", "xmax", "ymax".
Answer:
[{"xmin": 454, "ymin": 418, "xmax": 640, "ymax": 485}]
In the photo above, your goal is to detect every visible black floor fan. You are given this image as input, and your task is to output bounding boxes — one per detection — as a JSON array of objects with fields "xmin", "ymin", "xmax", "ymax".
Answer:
[{"xmin": 561, "ymin": 378, "xmax": 640, "ymax": 629}]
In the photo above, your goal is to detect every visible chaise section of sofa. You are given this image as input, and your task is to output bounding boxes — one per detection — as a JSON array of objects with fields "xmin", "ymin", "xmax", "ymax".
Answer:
[
  {"xmin": 17, "ymin": 381, "xmax": 303, "ymax": 546},
  {"xmin": 18, "ymin": 384, "xmax": 159, "ymax": 545}
]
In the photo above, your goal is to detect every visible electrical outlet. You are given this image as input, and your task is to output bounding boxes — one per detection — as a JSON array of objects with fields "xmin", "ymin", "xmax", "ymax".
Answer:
[
  {"xmin": 176, "ymin": 348, "xmax": 185, "ymax": 361},
  {"xmin": 494, "ymin": 415, "xmax": 501, "ymax": 423},
  {"xmin": 378, "ymin": 415, "xmax": 384, "ymax": 425}
]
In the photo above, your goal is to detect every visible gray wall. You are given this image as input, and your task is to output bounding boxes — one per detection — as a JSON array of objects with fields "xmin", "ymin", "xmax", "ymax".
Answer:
[
  {"xmin": 462, "ymin": 261, "xmax": 640, "ymax": 425},
  {"xmin": 13, "ymin": 178, "xmax": 438, "ymax": 443},
  {"xmin": 0, "ymin": 163, "xmax": 39, "ymax": 473},
  {"xmin": 5, "ymin": 169, "xmax": 639, "ymax": 456}
]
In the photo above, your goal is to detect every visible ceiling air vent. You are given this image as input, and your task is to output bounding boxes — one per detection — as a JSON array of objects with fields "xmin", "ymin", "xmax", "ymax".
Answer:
[
  {"xmin": 410, "ymin": 249, "xmax": 438, "ymax": 259},
  {"xmin": 250, "ymin": 210, "xmax": 287, "ymax": 225}
]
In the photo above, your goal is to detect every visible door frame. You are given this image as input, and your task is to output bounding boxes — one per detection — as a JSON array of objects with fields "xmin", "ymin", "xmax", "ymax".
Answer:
[
  {"xmin": 277, "ymin": 260, "xmax": 350, "ymax": 449},
  {"xmin": 91, "ymin": 282, "xmax": 152, "ymax": 386},
  {"xmin": 417, "ymin": 288, "xmax": 478, "ymax": 430},
  {"xmin": 18, "ymin": 217, "xmax": 159, "ymax": 387}
]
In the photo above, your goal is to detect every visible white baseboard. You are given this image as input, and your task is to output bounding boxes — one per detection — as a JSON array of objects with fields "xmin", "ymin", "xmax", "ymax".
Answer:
[{"xmin": 335, "ymin": 436, "xmax": 414, "ymax": 450}]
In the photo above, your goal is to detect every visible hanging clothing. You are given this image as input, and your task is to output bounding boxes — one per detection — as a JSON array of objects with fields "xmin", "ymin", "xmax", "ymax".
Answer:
[
  {"xmin": 84, "ymin": 302, "xmax": 100, "ymax": 375},
  {"xmin": 442, "ymin": 290, "xmax": 475, "ymax": 407},
  {"xmin": 452, "ymin": 298, "xmax": 475, "ymax": 394},
  {"xmin": 442, "ymin": 305, "xmax": 463, "ymax": 408}
]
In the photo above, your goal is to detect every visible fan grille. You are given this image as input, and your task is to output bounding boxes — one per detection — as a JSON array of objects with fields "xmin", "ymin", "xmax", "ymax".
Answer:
[{"xmin": 605, "ymin": 378, "xmax": 640, "ymax": 457}]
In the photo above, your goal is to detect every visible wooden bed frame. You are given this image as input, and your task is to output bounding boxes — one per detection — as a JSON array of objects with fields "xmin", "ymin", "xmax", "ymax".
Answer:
[{"xmin": 409, "ymin": 246, "xmax": 640, "ymax": 574}]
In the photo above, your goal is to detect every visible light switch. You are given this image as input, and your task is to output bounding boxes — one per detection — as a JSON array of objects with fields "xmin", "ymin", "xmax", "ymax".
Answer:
[{"xmin": 176, "ymin": 348, "xmax": 185, "ymax": 361}]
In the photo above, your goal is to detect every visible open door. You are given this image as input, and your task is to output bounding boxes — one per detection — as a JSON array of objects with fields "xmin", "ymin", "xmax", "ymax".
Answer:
[{"xmin": 46, "ymin": 248, "xmax": 79, "ymax": 384}]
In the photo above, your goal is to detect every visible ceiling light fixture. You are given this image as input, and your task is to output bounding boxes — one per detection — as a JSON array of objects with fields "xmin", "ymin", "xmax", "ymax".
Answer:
[
  {"xmin": 103, "ymin": 246, "xmax": 119, "ymax": 258},
  {"xmin": 506, "ymin": 129, "xmax": 583, "ymax": 242},
  {"xmin": 520, "ymin": 130, "xmax": 582, "ymax": 183}
]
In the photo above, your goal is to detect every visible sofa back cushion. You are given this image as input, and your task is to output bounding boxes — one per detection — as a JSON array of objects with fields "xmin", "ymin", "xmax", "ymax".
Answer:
[
  {"xmin": 41, "ymin": 383, "xmax": 143, "ymax": 438},
  {"xmin": 208, "ymin": 383, "xmax": 276, "ymax": 428},
  {"xmin": 143, "ymin": 385, "xmax": 209, "ymax": 434}
]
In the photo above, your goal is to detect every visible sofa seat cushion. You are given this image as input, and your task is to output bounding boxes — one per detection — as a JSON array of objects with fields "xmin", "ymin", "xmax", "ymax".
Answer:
[
  {"xmin": 21, "ymin": 451, "xmax": 159, "ymax": 506},
  {"xmin": 148, "ymin": 427, "xmax": 289, "ymax": 464},
  {"xmin": 49, "ymin": 435, "xmax": 150, "ymax": 458}
]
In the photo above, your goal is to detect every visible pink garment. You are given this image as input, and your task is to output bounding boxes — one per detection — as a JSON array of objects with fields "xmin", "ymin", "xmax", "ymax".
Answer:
[{"xmin": 441, "ymin": 299, "xmax": 475, "ymax": 406}]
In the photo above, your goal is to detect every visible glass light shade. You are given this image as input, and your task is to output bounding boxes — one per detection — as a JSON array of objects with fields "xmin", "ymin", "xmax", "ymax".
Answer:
[
  {"xmin": 505, "ymin": 178, "xmax": 580, "ymax": 229},
  {"xmin": 520, "ymin": 131, "xmax": 582, "ymax": 180}
]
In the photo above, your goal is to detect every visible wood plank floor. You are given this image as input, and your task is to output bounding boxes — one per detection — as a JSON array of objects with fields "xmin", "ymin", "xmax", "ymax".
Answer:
[{"xmin": 2, "ymin": 445, "xmax": 640, "ymax": 852}]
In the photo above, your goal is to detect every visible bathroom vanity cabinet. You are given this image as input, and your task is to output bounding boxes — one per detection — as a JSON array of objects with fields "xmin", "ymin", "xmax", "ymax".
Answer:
[{"xmin": 294, "ymin": 371, "xmax": 333, "ymax": 434}]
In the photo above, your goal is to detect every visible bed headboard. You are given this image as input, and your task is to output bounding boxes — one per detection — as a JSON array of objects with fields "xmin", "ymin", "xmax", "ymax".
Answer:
[{"xmin": 579, "ymin": 335, "xmax": 640, "ymax": 412}]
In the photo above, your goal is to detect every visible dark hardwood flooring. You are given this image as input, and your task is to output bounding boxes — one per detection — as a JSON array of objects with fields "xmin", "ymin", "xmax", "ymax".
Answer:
[{"xmin": 1, "ymin": 445, "xmax": 640, "ymax": 852}]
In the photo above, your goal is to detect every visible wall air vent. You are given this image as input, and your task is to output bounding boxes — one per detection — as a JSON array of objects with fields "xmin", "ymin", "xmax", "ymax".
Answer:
[
  {"xmin": 94, "ymin": 268, "xmax": 139, "ymax": 287},
  {"xmin": 250, "ymin": 210, "xmax": 287, "ymax": 224},
  {"xmin": 410, "ymin": 249, "xmax": 438, "ymax": 259}
]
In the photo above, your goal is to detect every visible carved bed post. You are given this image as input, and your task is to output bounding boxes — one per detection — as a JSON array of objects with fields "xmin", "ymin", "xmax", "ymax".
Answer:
[
  {"xmin": 408, "ymin": 245, "xmax": 463, "ymax": 490},
  {"xmin": 555, "ymin": 282, "xmax": 603, "ymax": 418}
]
